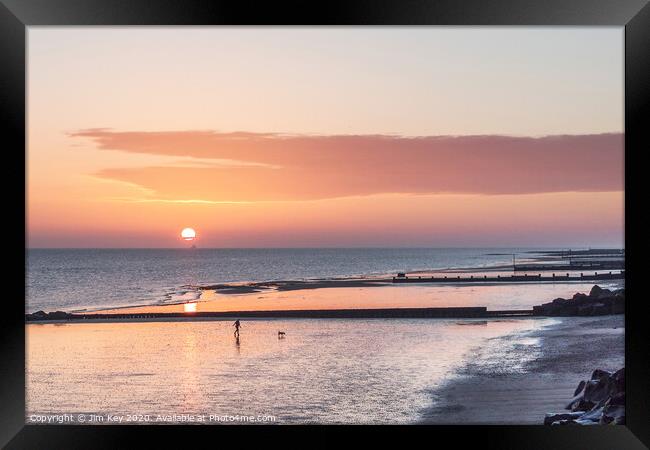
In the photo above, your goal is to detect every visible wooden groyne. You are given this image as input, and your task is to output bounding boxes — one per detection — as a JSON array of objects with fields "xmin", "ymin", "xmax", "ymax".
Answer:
[
  {"xmin": 392, "ymin": 271, "xmax": 624, "ymax": 284},
  {"xmin": 513, "ymin": 262, "xmax": 624, "ymax": 272},
  {"xmin": 26, "ymin": 306, "xmax": 538, "ymax": 323}
]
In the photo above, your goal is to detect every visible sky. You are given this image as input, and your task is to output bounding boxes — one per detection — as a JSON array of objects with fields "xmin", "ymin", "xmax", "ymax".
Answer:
[{"xmin": 27, "ymin": 27, "xmax": 624, "ymax": 248}]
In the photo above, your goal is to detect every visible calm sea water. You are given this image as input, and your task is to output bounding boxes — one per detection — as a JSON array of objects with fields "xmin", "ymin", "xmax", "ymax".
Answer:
[{"xmin": 27, "ymin": 248, "xmax": 546, "ymax": 313}]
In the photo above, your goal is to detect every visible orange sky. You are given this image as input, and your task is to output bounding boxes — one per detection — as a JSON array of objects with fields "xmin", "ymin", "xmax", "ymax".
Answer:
[{"xmin": 27, "ymin": 28, "xmax": 624, "ymax": 248}]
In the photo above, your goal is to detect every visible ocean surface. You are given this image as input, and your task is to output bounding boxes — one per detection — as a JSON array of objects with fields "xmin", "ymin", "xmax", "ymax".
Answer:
[{"xmin": 27, "ymin": 247, "xmax": 554, "ymax": 313}]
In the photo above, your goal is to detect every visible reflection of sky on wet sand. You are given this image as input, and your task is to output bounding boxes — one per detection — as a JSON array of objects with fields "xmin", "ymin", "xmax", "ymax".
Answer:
[
  {"xmin": 26, "ymin": 317, "xmax": 555, "ymax": 424},
  {"xmin": 92, "ymin": 281, "xmax": 621, "ymax": 315}
]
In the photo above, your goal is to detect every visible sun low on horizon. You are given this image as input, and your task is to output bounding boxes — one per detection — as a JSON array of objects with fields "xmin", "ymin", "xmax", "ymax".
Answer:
[{"xmin": 180, "ymin": 228, "xmax": 197, "ymax": 241}]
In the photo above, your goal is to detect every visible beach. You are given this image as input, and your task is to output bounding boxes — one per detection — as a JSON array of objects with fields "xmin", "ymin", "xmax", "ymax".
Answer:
[{"xmin": 420, "ymin": 314, "xmax": 624, "ymax": 424}]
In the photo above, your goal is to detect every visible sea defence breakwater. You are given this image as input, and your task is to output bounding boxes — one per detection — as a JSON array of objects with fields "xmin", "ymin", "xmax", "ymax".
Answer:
[
  {"xmin": 392, "ymin": 271, "xmax": 624, "ymax": 283},
  {"xmin": 27, "ymin": 306, "xmax": 494, "ymax": 322}
]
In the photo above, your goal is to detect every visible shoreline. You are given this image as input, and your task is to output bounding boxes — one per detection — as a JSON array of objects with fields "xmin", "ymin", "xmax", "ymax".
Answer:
[
  {"xmin": 419, "ymin": 314, "xmax": 624, "ymax": 424},
  {"xmin": 31, "ymin": 273, "xmax": 624, "ymax": 316}
]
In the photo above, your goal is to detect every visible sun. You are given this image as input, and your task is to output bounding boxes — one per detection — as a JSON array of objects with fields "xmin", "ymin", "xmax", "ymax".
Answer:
[{"xmin": 180, "ymin": 227, "xmax": 197, "ymax": 241}]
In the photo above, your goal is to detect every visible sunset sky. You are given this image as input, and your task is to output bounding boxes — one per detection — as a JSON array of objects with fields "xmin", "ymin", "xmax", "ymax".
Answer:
[{"xmin": 27, "ymin": 27, "xmax": 624, "ymax": 248}]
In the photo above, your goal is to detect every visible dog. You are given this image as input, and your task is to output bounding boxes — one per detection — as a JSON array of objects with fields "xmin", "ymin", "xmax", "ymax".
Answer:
[{"xmin": 278, "ymin": 331, "xmax": 286, "ymax": 339}]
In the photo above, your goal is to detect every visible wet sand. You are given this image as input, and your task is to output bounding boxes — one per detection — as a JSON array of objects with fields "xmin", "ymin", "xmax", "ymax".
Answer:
[
  {"xmin": 201, "ymin": 279, "xmax": 392, "ymax": 294},
  {"xmin": 420, "ymin": 314, "xmax": 624, "ymax": 424},
  {"xmin": 200, "ymin": 274, "xmax": 620, "ymax": 295},
  {"xmin": 82, "ymin": 280, "xmax": 619, "ymax": 316}
]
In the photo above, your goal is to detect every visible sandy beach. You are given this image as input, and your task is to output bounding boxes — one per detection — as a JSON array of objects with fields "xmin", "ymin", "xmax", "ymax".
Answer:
[{"xmin": 420, "ymin": 314, "xmax": 624, "ymax": 424}]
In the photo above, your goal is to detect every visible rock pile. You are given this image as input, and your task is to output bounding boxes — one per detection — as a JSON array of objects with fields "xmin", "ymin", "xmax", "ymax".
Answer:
[
  {"xmin": 533, "ymin": 285, "xmax": 624, "ymax": 316},
  {"xmin": 544, "ymin": 368, "xmax": 625, "ymax": 425},
  {"xmin": 25, "ymin": 310, "xmax": 72, "ymax": 321}
]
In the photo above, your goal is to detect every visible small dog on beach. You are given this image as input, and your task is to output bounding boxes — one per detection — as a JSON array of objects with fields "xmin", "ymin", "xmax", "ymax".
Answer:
[{"xmin": 278, "ymin": 331, "xmax": 286, "ymax": 339}]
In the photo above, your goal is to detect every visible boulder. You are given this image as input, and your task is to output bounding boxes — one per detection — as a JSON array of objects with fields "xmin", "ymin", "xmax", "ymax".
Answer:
[
  {"xmin": 611, "ymin": 368, "xmax": 625, "ymax": 394},
  {"xmin": 583, "ymin": 379, "xmax": 612, "ymax": 404},
  {"xmin": 533, "ymin": 285, "xmax": 624, "ymax": 316},
  {"xmin": 601, "ymin": 393, "xmax": 625, "ymax": 425},
  {"xmin": 589, "ymin": 285, "xmax": 613, "ymax": 299},
  {"xmin": 573, "ymin": 380, "xmax": 586, "ymax": 397},
  {"xmin": 612, "ymin": 295, "xmax": 625, "ymax": 314},
  {"xmin": 576, "ymin": 404, "xmax": 610, "ymax": 423},
  {"xmin": 574, "ymin": 419, "xmax": 601, "ymax": 425},
  {"xmin": 572, "ymin": 292, "xmax": 589, "ymax": 302},
  {"xmin": 566, "ymin": 395, "xmax": 594, "ymax": 412},
  {"xmin": 591, "ymin": 369, "xmax": 612, "ymax": 381},
  {"xmin": 577, "ymin": 303, "xmax": 608, "ymax": 316},
  {"xmin": 589, "ymin": 285, "xmax": 604, "ymax": 296},
  {"xmin": 550, "ymin": 367, "xmax": 625, "ymax": 425},
  {"xmin": 551, "ymin": 419, "xmax": 580, "ymax": 426},
  {"xmin": 25, "ymin": 310, "xmax": 73, "ymax": 321},
  {"xmin": 48, "ymin": 311, "xmax": 71, "ymax": 320},
  {"xmin": 26, "ymin": 310, "xmax": 50, "ymax": 321},
  {"xmin": 544, "ymin": 412, "xmax": 585, "ymax": 425}
]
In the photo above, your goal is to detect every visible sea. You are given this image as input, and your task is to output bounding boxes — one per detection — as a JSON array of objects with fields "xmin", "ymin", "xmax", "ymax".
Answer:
[{"xmin": 27, "ymin": 247, "xmax": 556, "ymax": 313}]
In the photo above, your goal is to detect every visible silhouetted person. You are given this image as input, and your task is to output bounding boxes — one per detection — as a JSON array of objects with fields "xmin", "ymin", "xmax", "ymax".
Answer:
[{"xmin": 233, "ymin": 320, "xmax": 241, "ymax": 339}]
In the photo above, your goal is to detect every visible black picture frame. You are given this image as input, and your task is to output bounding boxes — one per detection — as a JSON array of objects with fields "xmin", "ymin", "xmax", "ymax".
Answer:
[{"xmin": 2, "ymin": 0, "xmax": 648, "ymax": 448}]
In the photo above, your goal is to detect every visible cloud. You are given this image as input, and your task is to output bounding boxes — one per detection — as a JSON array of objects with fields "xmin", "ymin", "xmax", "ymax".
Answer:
[{"xmin": 71, "ymin": 129, "xmax": 623, "ymax": 201}]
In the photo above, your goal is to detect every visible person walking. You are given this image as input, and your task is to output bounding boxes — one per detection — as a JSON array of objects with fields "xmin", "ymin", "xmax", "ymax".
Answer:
[{"xmin": 233, "ymin": 319, "xmax": 241, "ymax": 339}]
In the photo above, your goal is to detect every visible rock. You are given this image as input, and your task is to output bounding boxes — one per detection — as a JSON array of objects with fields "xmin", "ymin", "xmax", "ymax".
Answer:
[
  {"xmin": 589, "ymin": 285, "xmax": 604, "ymax": 297},
  {"xmin": 574, "ymin": 419, "xmax": 601, "ymax": 425},
  {"xmin": 608, "ymin": 391, "xmax": 625, "ymax": 407},
  {"xmin": 544, "ymin": 412, "xmax": 585, "ymax": 425},
  {"xmin": 566, "ymin": 395, "xmax": 594, "ymax": 412},
  {"xmin": 589, "ymin": 285, "xmax": 613, "ymax": 299},
  {"xmin": 612, "ymin": 368, "xmax": 625, "ymax": 393},
  {"xmin": 583, "ymin": 379, "xmax": 611, "ymax": 404},
  {"xmin": 48, "ymin": 311, "xmax": 71, "ymax": 320},
  {"xmin": 31, "ymin": 310, "xmax": 47, "ymax": 319},
  {"xmin": 612, "ymin": 295, "xmax": 625, "ymax": 314},
  {"xmin": 26, "ymin": 310, "xmax": 49, "ymax": 321},
  {"xmin": 573, "ymin": 380, "xmax": 586, "ymax": 397},
  {"xmin": 577, "ymin": 303, "xmax": 608, "ymax": 316},
  {"xmin": 577, "ymin": 406, "xmax": 605, "ymax": 422},
  {"xmin": 601, "ymin": 392, "xmax": 626, "ymax": 424},
  {"xmin": 533, "ymin": 285, "xmax": 625, "ymax": 316},
  {"xmin": 572, "ymin": 292, "xmax": 589, "ymax": 302},
  {"xmin": 25, "ymin": 310, "xmax": 73, "ymax": 321},
  {"xmin": 600, "ymin": 406, "xmax": 625, "ymax": 424},
  {"xmin": 549, "ymin": 367, "xmax": 625, "ymax": 425},
  {"xmin": 591, "ymin": 369, "xmax": 611, "ymax": 381}
]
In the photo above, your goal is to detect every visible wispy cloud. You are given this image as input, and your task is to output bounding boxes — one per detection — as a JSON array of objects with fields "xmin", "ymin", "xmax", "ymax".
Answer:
[{"xmin": 71, "ymin": 129, "xmax": 624, "ymax": 202}]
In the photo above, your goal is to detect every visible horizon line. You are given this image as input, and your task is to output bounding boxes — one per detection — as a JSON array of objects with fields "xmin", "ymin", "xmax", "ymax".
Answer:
[{"xmin": 26, "ymin": 245, "xmax": 625, "ymax": 250}]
